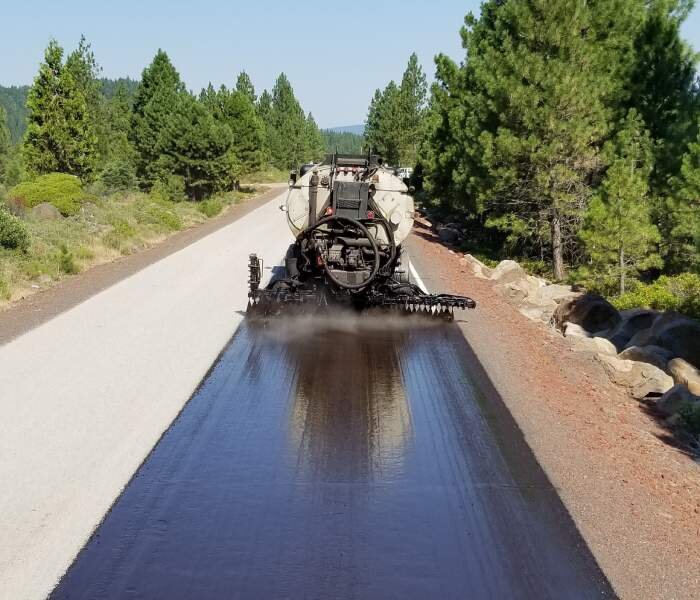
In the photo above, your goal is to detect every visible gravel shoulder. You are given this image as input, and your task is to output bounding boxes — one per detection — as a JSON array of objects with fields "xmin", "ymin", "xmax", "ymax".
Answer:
[
  {"xmin": 407, "ymin": 223, "xmax": 700, "ymax": 600},
  {"xmin": 0, "ymin": 186, "xmax": 292, "ymax": 600}
]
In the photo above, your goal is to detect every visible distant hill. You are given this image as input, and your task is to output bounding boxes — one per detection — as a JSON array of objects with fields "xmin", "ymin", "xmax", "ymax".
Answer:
[
  {"xmin": 321, "ymin": 129, "xmax": 365, "ymax": 154},
  {"xmin": 0, "ymin": 78, "xmax": 139, "ymax": 144},
  {"xmin": 327, "ymin": 124, "xmax": 364, "ymax": 136},
  {"xmin": 0, "ymin": 85, "xmax": 29, "ymax": 144}
]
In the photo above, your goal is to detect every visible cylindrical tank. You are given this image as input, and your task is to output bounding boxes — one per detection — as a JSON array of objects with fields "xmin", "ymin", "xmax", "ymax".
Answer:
[{"xmin": 285, "ymin": 165, "xmax": 415, "ymax": 245}]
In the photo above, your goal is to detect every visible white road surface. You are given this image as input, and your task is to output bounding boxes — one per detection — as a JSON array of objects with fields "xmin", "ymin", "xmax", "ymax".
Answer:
[{"xmin": 0, "ymin": 191, "xmax": 292, "ymax": 600}]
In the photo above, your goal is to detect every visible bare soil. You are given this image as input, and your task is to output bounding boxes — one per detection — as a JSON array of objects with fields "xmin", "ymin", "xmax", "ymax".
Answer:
[{"xmin": 407, "ymin": 220, "xmax": 700, "ymax": 600}]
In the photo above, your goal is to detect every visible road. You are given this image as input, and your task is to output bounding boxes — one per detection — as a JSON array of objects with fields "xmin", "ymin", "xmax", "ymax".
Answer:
[
  {"xmin": 1, "ymin": 188, "xmax": 613, "ymax": 599},
  {"xmin": 51, "ymin": 317, "xmax": 612, "ymax": 599},
  {"xmin": 0, "ymin": 189, "xmax": 292, "ymax": 600}
]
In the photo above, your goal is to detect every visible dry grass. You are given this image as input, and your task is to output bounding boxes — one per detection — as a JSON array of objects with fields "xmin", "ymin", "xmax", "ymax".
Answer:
[{"xmin": 0, "ymin": 188, "xmax": 257, "ymax": 306}]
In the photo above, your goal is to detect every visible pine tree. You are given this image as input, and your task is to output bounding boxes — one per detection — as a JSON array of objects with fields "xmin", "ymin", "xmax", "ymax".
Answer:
[
  {"xmin": 0, "ymin": 105, "xmax": 9, "ymax": 182},
  {"xmin": 206, "ymin": 85, "xmax": 265, "ymax": 176},
  {"xmin": 256, "ymin": 89, "xmax": 273, "ymax": 162},
  {"xmin": 99, "ymin": 82, "xmax": 138, "ymax": 191},
  {"xmin": 365, "ymin": 82, "xmax": 402, "ymax": 165},
  {"xmin": 304, "ymin": 113, "xmax": 325, "ymax": 162},
  {"xmin": 130, "ymin": 50, "xmax": 185, "ymax": 187},
  {"xmin": 268, "ymin": 74, "xmax": 308, "ymax": 169},
  {"xmin": 156, "ymin": 93, "xmax": 237, "ymax": 200},
  {"xmin": 581, "ymin": 111, "xmax": 661, "ymax": 294},
  {"xmin": 668, "ymin": 127, "xmax": 700, "ymax": 273},
  {"xmin": 23, "ymin": 40, "xmax": 98, "ymax": 180},
  {"xmin": 396, "ymin": 53, "xmax": 427, "ymax": 165},
  {"xmin": 425, "ymin": 0, "xmax": 640, "ymax": 279},
  {"xmin": 236, "ymin": 71, "xmax": 256, "ymax": 105}
]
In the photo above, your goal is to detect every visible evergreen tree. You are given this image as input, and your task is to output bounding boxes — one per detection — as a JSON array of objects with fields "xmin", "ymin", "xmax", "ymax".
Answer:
[
  {"xmin": 156, "ymin": 93, "xmax": 237, "ymax": 200},
  {"xmin": 256, "ymin": 89, "xmax": 273, "ymax": 162},
  {"xmin": 99, "ymin": 82, "xmax": 138, "ymax": 191},
  {"xmin": 236, "ymin": 71, "xmax": 256, "ymax": 104},
  {"xmin": 268, "ymin": 74, "xmax": 308, "ymax": 169},
  {"xmin": 205, "ymin": 85, "xmax": 265, "ymax": 175},
  {"xmin": 130, "ymin": 50, "xmax": 185, "ymax": 187},
  {"xmin": 23, "ymin": 40, "xmax": 98, "ymax": 180},
  {"xmin": 365, "ymin": 82, "xmax": 402, "ymax": 165},
  {"xmin": 0, "ymin": 105, "xmax": 9, "ymax": 182},
  {"xmin": 424, "ymin": 0, "xmax": 640, "ymax": 279},
  {"xmin": 627, "ymin": 0, "xmax": 698, "ymax": 194},
  {"xmin": 304, "ymin": 113, "xmax": 325, "ymax": 162},
  {"xmin": 396, "ymin": 53, "xmax": 428, "ymax": 165},
  {"xmin": 668, "ymin": 126, "xmax": 700, "ymax": 273},
  {"xmin": 581, "ymin": 111, "xmax": 661, "ymax": 294}
]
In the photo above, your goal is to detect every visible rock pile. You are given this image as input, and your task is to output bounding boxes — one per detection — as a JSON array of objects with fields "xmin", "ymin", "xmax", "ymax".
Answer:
[{"xmin": 462, "ymin": 254, "xmax": 700, "ymax": 433}]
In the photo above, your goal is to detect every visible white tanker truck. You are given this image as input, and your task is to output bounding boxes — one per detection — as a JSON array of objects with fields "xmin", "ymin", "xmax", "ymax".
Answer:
[{"xmin": 247, "ymin": 153, "xmax": 475, "ymax": 319}]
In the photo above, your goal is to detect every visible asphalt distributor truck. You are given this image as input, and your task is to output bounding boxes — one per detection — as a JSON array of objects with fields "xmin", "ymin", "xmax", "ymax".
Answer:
[{"xmin": 247, "ymin": 153, "xmax": 475, "ymax": 320}]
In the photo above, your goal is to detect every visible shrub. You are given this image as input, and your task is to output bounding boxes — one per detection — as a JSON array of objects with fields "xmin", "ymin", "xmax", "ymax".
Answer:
[
  {"xmin": 58, "ymin": 244, "xmax": 78, "ymax": 274},
  {"xmin": 98, "ymin": 159, "xmax": 137, "ymax": 193},
  {"xmin": 611, "ymin": 273, "xmax": 700, "ymax": 319},
  {"xmin": 198, "ymin": 198, "xmax": 224, "ymax": 218},
  {"xmin": 678, "ymin": 403, "xmax": 700, "ymax": 438},
  {"xmin": 0, "ymin": 209, "xmax": 30, "ymax": 251},
  {"xmin": 9, "ymin": 173, "xmax": 89, "ymax": 216},
  {"xmin": 151, "ymin": 175, "xmax": 186, "ymax": 202}
]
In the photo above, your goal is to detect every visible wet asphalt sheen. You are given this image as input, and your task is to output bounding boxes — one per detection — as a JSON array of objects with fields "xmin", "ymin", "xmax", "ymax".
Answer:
[{"xmin": 50, "ymin": 316, "xmax": 615, "ymax": 600}]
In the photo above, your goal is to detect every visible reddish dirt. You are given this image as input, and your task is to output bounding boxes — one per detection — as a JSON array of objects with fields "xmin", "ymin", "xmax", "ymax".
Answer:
[{"xmin": 407, "ymin": 219, "xmax": 700, "ymax": 600}]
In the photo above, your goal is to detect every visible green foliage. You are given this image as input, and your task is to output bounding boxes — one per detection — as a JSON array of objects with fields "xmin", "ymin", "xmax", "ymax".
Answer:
[
  {"xmin": 9, "ymin": 173, "xmax": 89, "ymax": 216},
  {"xmin": 156, "ymin": 92, "xmax": 237, "ymax": 200},
  {"xmin": 198, "ymin": 197, "xmax": 224, "ymax": 218},
  {"xmin": 0, "ymin": 85, "xmax": 29, "ymax": 144},
  {"xmin": 610, "ymin": 273, "xmax": 700, "ymax": 319},
  {"xmin": 130, "ymin": 50, "xmax": 186, "ymax": 187},
  {"xmin": 23, "ymin": 40, "xmax": 99, "ymax": 180},
  {"xmin": 235, "ymin": 71, "xmax": 256, "ymax": 104},
  {"xmin": 365, "ymin": 53, "xmax": 427, "ymax": 166},
  {"xmin": 202, "ymin": 85, "xmax": 265, "ymax": 175},
  {"xmin": 0, "ymin": 105, "xmax": 10, "ymax": 182},
  {"xmin": 98, "ymin": 158, "xmax": 137, "ymax": 193},
  {"xmin": 0, "ymin": 208, "xmax": 30, "ymax": 251},
  {"xmin": 263, "ymin": 74, "xmax": 319, "ymax": 169},
  {"xmin": 58, "ymin": 243, "xmax": 78, "ymax": 274},
  {"xmin": 580, "ymin": 111, "xmax": 661, "ymax": 294},
  {"xmin": 321, "ymin": 129, "xmax": 364, "ymax": 154},
  {"xmin": 151, "ymin": 174, "xmax": 186, "ymax": 202}
]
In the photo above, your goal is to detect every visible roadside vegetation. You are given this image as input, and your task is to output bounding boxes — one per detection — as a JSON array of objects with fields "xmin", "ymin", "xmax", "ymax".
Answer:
[
  {"xmin": 0, "ymin": 38, "xmax": 325, "ymax": 304},
  {"xmin": 365, "ymin": 1, "xmax": 699, "ymax": 320}
]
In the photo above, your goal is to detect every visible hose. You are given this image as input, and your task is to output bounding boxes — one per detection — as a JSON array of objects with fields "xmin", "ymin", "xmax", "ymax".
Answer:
[{"xmin": 302, "ymin": 215, "xmax": 381, "ymax": 290}]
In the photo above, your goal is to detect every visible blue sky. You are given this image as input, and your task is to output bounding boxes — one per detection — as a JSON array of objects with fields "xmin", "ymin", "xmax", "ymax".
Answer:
[{"xmin": 2, "ymin": 1, "xmax": 700, "ymax": 128}]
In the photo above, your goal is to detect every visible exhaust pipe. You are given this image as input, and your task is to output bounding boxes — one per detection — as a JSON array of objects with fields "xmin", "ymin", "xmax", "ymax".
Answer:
[{"xmin": 308, "ymin": 169, "xmax": 319, "ymax": 227}]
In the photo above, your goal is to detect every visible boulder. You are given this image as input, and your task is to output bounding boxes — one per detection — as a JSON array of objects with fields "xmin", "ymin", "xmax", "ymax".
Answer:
[
  {"xmin": 618, "ymin": 345, "xmax": 673, "ymax": 372},
  {"xmin": 31, "ymin": 202, "xmax": 63, "ymax": 221},
  {"xmin": 606, "ymin": 308, "xmax": 661, "ymax": 351},
  {"xmin": 656, "ymin": 384, "xmax": 700, "ymax": 417},
  {"xmin": 596, "ymin": 353, "xmax": 674, "ymax": 399},
  {"xmin": 519, "ymin": 304, "xmax": 555, "ymax": 323},
  {"xmin": 532, "ymin": 283, "xmax": 580, "ymax": 306},
  {"xmin": 437, "ymin": 226, "xmax": 460, "ymax": 244},
  {"xmin": 564, "ymin": 322, "xmax": 591, "ymax": 339},
  {"xmin": 462, "ymin": 254, "xmax": 493, "ymax": 279},
  {"xmin": 571, "ymin": 336, "xmax": 618, "ymax": 356},
  {"xmin": 668, "ymin": 358, "xmax": 700, "ymax": 396},
  {"xmin": 490, "ymin": 260, "xmax": 528, "ymax": 285},
  {"xmin": 629, "ymin": 312, "xmax": 700, "ymax": 370},
  {"xmin": 4, "ymin": 196, "xmax": 26, "ymax": 216},
  {"xmin": 495, "ymin": 275, "xmax": 543, "ymax": 307},
  {"xmin": 553, "ymin": 293, "xmax": 621, "ymax": 334}
]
